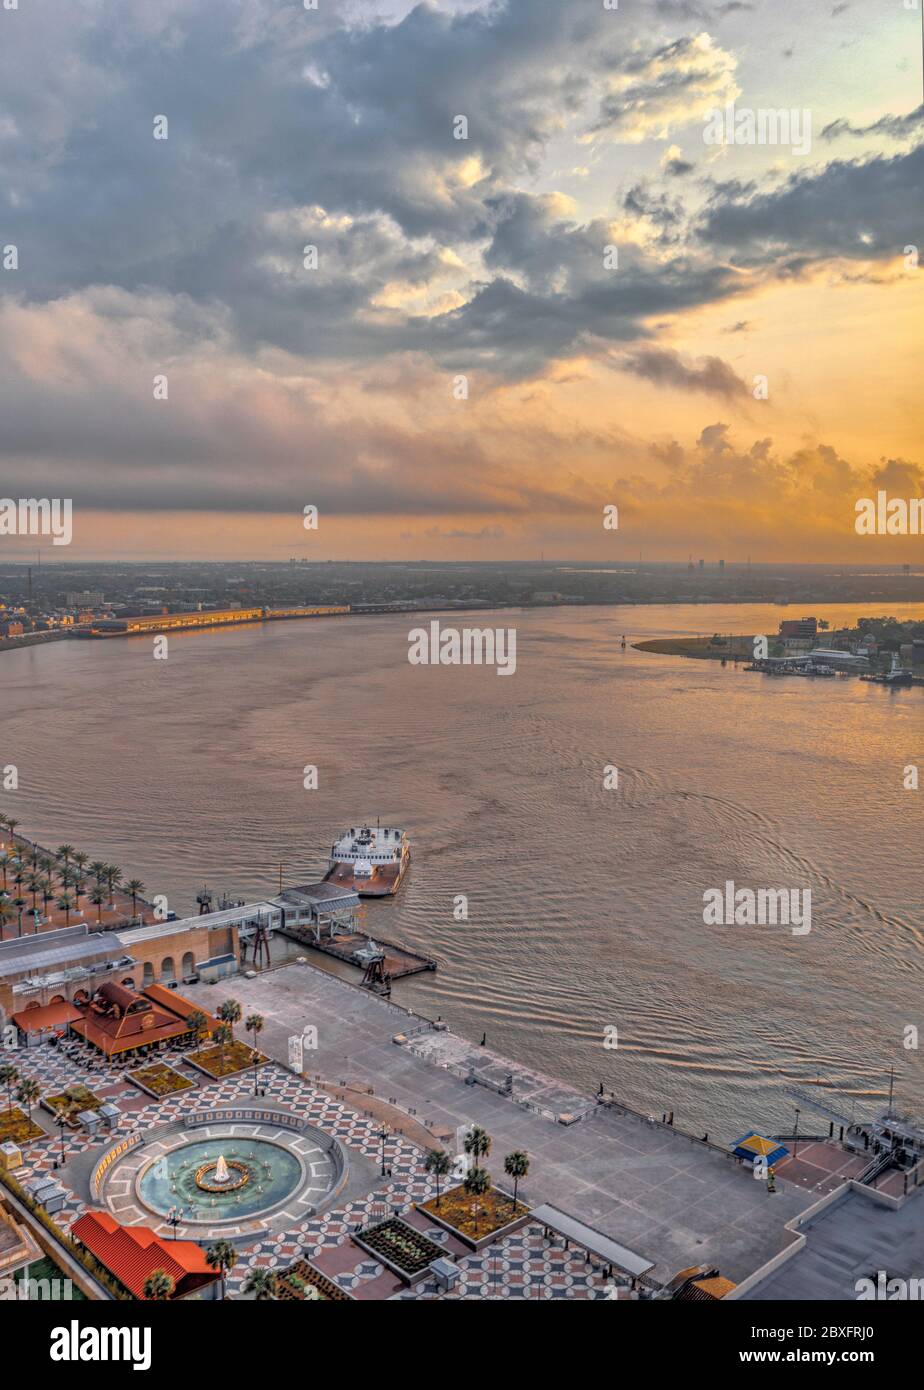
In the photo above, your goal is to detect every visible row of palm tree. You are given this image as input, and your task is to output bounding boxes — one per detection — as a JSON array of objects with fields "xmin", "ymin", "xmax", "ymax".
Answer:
[{"xmin": 0, "ymin": 815, "xmax": 144, "ymax": 935}]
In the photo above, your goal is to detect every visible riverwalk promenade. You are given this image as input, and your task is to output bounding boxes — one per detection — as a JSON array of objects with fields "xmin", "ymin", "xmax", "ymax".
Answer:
[{"xmin": 187, "ymin": 961, "xmax": 817, "ymax": 1285}]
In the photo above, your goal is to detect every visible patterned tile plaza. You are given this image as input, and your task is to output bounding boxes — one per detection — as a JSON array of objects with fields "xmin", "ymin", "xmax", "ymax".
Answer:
[{"xmin": 6, "ymin": 1041, "xmax": 615, "ymax": 1299}]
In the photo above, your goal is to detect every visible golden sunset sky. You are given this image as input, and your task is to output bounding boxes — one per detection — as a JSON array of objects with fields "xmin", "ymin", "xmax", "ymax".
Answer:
[{"xmin": 0, "ymin": 0, "xmax": 921, "ymax": 561}]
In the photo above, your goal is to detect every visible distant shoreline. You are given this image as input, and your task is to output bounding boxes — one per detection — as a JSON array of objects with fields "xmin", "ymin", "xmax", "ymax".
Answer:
[{"xmin": 633, "ymin": 636, "xmax": 754, "ymax": 660}]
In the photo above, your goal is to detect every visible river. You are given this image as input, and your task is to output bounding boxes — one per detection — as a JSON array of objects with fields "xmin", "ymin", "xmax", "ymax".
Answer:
[{"xmin": 1, "ymin": 601, "xmax": 922, "ymax": 1135}]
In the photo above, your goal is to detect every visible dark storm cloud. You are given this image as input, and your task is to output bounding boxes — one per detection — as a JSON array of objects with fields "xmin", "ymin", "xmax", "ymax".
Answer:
[
  {"xmin": 0, "ymin": 0, "xmax": 744, "ymax": 374},
  {"xmin": 698, "ymin": 144, "xmax": 924, "ymax": 261}
]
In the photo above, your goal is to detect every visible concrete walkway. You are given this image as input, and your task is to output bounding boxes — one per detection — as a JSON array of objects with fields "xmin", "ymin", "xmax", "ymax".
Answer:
[{"xmin": 187, "ymin": 962, "xmax": 815, "ymax": 1284}]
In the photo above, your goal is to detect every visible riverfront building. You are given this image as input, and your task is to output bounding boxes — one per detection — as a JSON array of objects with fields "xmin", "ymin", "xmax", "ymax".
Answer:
[{"xmin": 86, "ymin": 604, "xmax": 349, "ymax": 637}]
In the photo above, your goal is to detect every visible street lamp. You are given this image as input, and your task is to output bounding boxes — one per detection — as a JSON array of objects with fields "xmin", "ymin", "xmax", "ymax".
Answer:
[
  {"xmin": 167, "ymin": 1206, "xmax": 186, "ymax": 1240},
  {"xmin": 378, "ymin": 1127, "xmax": 388, "ymax": 1177},
  {"xmin": 793, "ymin": 1107, "xmax": 801, "ymax": 1160},
  {"xmin": 56, "ymin": 1113, "xmax": 66, "ymax": 1170}
]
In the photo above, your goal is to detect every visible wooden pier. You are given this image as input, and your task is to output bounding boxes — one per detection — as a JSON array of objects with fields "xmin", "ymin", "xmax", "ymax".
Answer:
[{"xmin": 278, "ymin": 922, "xmax": 436, "ymax": 988}]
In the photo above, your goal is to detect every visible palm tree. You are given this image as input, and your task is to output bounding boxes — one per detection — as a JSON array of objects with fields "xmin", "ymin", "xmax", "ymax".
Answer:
[
  {"xmin": 0, "ymin": 1062, "xmax": 19, "ymax": 1115},
  {"xmin": 143, "ymin": 1269, "xmax": 175, "ymax": 1301},
  {"xmin": 126, "ymin": 879, "xmax": 145, "ymax": 916},
  {"xmin": 56, "ymin": 891, "xmax": 75, "ymax": 927},
  {"xmin": 424, "ymin": 1149, "xmax": 452, "ymax": 1208},
  {"xmin": 39, "ymin": 876, "xmax": 54, "ymax": 915},
  {"xmin": 243, "ymin": 1268, "xmax": 277, "ymax": 1300},
  {"xmin": 16, "ymin": 1077, "xmax": 40, "ymax": 1123},
  {"xmin": 206, "ymin": 1240, "xmax": 238, "ymax": 1300},
  {"xmin": 13, "ymin": 897, "xmax": 26, "ymax": 936},
  {"xmin": 89, "ymin": 886, "xmax": 107, "ymax": 925},
  {"xmin": 503, "ymin": 1151, "xmax": 529, "ymax": 1213},
  {"xmin": 0, "ymin": 851, "xmax": 9, "ymax": 889},
  {"xmin": 245, "ymin": 1013, "xmax": 264, "ymax": 1094},
  {"xmin": 26, "ymin": 871, "xmax": 41, "ymax": 914},
  {"xmin": 187, "ymin": 1009, "xmax": 208, "ymax": 1047},
  {"xmin": 6, "ymin": 817, "xmax": 19, "ymax": 845},
  {"xmin": 104, "ymin": 864, "xmax": 122, "ymax": 906},
  {"xmin": 0, "ymin": 897, "xmax": 11, "ymax": 941},
  {"xmin": 463, "ymin": 1125, "xmax": 492, "ymax": 1166},
  {"xmin": 462, "ymin": 1166, "xmax": 491, "ymax": 1233},
  {"xmin": 213, "ymin": 1022, "xmax": 232, "ymax": 1071},
  {"xmin": 73, "ymin": 851, "xmax": 89, "ymax": 880},
  {"xmin": 56, "ymin": 844, "xmax": 75, "ymax": 875},
  {"xmin": 89, "ymin": 860, "xmax": 107, "ymax": 888},
  {"xmin": 218, "ymin": 999, "xmax": 242, "ymax": 1042}
]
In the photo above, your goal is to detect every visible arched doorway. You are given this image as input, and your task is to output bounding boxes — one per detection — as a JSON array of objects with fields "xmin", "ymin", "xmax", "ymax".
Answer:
[
  {"xmin": 160, "ymin": 956, "xmax": 175, "ymax": 984},
  {"xmin": 142, "ymin": 962, "xmax": 154, "ymax": 987},
  {"xmin": 182, "ymin": 951, "xmax": 195, "ymax": 980}
]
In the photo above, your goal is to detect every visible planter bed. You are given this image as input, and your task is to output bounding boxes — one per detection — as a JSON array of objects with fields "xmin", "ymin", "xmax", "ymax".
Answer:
[
  {"xmin": 275, "ymin": 1259, "xmax": 354, "ymax": 1301},
  {"xmin": 42, "ymin": 1085, "xmax": 103, "ymax": 1129},
  {"xmin": 353, "ymin": 1216, "xmax": 446, "ymax": 1285},
  {"xmin": 186, "ymin": 1042, "xmax": 267, "ymax": 1079},
  {"xmin": 127, "ymin": 1062, "xmax": 194, "ymax": 1099},
  {"xmin": 0, "ymin": 1106, "xmax": 45, "ymax": 1145},
  {"xmin": 418, "ymin": 1185, "xmax": 530, "ymax": 1251}
]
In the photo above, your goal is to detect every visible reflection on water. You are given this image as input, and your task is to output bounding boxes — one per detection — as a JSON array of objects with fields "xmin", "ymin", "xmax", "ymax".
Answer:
[{"xmin": 2, "ymin": 601, "xmax": 922, "ymax": 1135}]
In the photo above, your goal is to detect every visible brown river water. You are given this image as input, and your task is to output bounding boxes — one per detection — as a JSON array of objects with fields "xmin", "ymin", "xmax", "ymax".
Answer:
[{"xmin": 1, "ymin": 601, "xmax": 922, "ymax": 1136}]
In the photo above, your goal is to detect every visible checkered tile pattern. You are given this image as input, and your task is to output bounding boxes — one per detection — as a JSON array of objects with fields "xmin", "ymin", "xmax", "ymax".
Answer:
[{"xmin": 9, "ymin": 1043, "xmax": 610, "ymax": 1299}]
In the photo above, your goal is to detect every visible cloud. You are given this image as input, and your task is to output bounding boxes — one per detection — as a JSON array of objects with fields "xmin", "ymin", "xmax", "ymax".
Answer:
[
  {"xmin": 821, "ymin": 104, "xmax": 924, "ymax": 142},
  {"xmin": 586, "ymin": 33, "xmax": 738, "ymax": 144},
  {"xmin": 620, "ymin": 348, "xmax": 749, "ymax": 398},
  {"xmin": 698, "ymin": 144, "xmax": 924, "ymax": 262},
  {"xmin": 661, "ymin": 144, "xmax": 696, "ymax": 175}
]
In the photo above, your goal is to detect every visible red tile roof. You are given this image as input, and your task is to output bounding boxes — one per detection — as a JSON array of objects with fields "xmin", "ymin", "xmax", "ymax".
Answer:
[
  {"xmin": 71, "ymin": 1210, "xmax": 216, "ymax": 1299},
  {"xmin": 11, "ymin": 1000, "xmax": 83, "ymax": 1032},
  {"xmin": 142, "ymin": 984, "xmax": 218, "ymax": 1031}
]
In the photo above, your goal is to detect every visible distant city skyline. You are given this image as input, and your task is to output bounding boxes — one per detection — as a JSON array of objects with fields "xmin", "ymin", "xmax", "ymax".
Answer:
[{"xmin": 1, "ymin": 0, "xmax": 921, "ymax": 563}]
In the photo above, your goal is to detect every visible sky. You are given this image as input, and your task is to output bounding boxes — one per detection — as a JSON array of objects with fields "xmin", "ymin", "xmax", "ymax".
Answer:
[{"xmin": 0, "ymin": 0, "xmax": 922, "ymax": 562}]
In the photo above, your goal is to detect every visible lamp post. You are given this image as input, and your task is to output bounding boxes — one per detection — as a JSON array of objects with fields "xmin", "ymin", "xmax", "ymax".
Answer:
[
  {"xmin": 167, "ymin": 1206, "xmax": 185, "ymax": 1240},
  {"xmin": 378, "ymin": 1127, "xmax": 388, "ymax": 1177},
  {"xmin": 56, "ymin": 1113, "xmax": 66, "ymax": 1169},
  {"xmin": 793, "ymin": 1107, "xmax": 801, "ymax": 1160}
]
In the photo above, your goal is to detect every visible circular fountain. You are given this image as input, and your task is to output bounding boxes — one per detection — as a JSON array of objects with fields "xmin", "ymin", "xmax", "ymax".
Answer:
[
  {"xmin": 194, "ymin": 1152, "xmax": 250, "ymax": 1194},
  {"xmin": 137, "ymin": 1136, "xmax": 303, "ymax": 1223}
]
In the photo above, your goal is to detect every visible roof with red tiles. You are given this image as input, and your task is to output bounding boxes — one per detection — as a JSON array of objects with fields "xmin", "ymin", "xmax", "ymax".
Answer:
[
  {"xmin": 11, "ymin": 1000, "xmax": 83, "ymax": 1032},
  {"xmin": 71, "ymin": 1210, "xmax": 217, "ymax": 1299}
]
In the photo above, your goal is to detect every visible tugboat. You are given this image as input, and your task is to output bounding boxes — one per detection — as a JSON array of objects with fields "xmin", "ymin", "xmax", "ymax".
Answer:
[
  {"xmin": 860, "ymin": 653, "xmax": 914, "ymax": 687},
  {"xmin": 324, "ymin": 823, "xmax": 410, "ymax": 897}
]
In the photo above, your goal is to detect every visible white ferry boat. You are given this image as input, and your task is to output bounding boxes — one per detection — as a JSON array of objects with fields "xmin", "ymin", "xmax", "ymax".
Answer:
[{"xmin": 324, "ymin": 824, "xmax": 410, "ymax": 897}]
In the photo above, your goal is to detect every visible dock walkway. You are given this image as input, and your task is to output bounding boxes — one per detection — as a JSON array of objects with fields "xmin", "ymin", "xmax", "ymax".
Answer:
[{"xmin": 278, "ymin": 922, "xmax": 436, "ymax": 981}]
